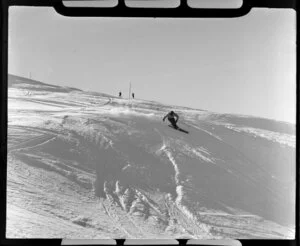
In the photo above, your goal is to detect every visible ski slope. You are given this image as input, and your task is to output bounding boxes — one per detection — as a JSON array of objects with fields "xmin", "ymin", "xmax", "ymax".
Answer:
[{"xmin": 7, "ymin": 74, "xmax": 295, "ymax": 239}]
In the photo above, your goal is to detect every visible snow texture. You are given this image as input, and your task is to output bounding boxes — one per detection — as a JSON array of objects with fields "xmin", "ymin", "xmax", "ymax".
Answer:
[{"xmin": 7, "ymin": 74, "xmax": 295, "ymax": 239}]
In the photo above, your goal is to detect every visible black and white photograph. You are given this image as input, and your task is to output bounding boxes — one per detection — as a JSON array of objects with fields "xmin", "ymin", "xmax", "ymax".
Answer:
[{"xmin": 6, "ymin": 1, "xmax": 296, "ymax": 240}]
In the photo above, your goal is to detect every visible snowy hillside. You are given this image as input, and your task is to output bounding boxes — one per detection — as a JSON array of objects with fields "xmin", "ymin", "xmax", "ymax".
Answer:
[{"xmin": 7, "ymin": 74, "xmax": 295, "ymax": 239}]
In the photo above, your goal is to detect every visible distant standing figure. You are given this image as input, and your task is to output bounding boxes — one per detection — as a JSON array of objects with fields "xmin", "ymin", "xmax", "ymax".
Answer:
[
  {"xmin": 119, "ymin": 92, "xmax": 122, "ymax": 97},
  {"xmin": 163, "ymin": 111, "xmax": 179, "ymax": 129},
  {"xmin": 132, "ymin": 93, "xmax": 135, "ymax": 99}
]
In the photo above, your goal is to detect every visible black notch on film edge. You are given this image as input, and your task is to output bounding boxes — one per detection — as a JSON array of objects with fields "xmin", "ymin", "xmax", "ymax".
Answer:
[
  {"xmin": 55, "ymin": 0, "xmax": 251, "ymax": 18},
  {"xmin": 7, "ymin": 0, "xmax": 296, "ymax": 18}
]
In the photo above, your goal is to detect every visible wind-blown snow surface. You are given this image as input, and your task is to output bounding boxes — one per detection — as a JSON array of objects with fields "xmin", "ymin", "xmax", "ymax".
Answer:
[{"xmin": 7, "ymin": 75, "xmax": 295, "ymax": 239}]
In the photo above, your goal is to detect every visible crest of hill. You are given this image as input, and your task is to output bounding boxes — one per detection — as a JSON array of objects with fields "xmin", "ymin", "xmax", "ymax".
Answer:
[
  {"xmin": 203, "ymin": 113, "xmax": 295, "ymax": 135},
  {"xmin": 8, "ymin": 74, "xmax": 295, "ymax": 135},
  {"xmin": 8, "ymin": 74, "xmax": 114, "ymax": 98},
  {"xmin": 8, "ymin": 74, "xmax": 85, "ymax": 93}
]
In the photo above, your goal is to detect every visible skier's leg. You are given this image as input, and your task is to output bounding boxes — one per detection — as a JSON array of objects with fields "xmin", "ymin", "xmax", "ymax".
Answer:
[{"xmin": 169, "ymin": 118, "xmax": 178, "ymax": 129}]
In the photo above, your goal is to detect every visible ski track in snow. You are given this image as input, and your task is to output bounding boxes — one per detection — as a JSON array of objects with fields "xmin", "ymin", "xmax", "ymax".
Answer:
[
  {"xmin": 6, "ymin": 75, "xmax": 296, "ymax": 239},
  {"xmin": 155, "ymin": 128, "xmax": 224, "ymax": 239},
  {"xmin": 9, "ymin": 136, "xmax": 57, "ymax": 153}
]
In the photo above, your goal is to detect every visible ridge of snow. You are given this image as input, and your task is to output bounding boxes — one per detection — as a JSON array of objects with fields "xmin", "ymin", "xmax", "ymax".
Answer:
[{"xmin": 6, "ymin": 75, "xmax": 296, "ymax": 239}]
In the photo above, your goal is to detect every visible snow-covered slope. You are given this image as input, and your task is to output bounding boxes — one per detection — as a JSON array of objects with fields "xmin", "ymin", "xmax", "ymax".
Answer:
[{"xmin": 7, "ymin": 74, "xmax": 295, "ymax": 239}]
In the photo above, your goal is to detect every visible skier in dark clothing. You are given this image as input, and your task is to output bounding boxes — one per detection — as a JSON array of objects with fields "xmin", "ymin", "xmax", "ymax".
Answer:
[{"xmin": 163, "ymin": 111, "xmax": 179, "ymax": 129}]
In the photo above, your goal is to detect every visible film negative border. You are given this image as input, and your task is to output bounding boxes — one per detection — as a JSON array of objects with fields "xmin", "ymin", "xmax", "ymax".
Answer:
[
  {"xmin": 6, "ymin": 0, "xmax": 297, "ymax": 17},
  {"xmin": 0, "ymin": 0, "xmax": 298, "ymax": 246}
]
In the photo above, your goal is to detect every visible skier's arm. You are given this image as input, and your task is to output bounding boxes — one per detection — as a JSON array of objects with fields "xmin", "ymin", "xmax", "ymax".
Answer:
[{"xmin": 163, "ymin": 112, "xmax": 170, "ymax": 121}]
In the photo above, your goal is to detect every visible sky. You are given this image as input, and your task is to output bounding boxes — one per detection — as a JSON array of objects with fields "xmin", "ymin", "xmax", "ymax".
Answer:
[{"xmin": 8, "ymin": 6, "xmax": 296, "ymax": 124}]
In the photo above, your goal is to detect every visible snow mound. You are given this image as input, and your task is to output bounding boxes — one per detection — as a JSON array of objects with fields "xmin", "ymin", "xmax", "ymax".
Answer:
[{"xmin": 7, "ymin": 75, "xmax": 295, "ymax": 239}]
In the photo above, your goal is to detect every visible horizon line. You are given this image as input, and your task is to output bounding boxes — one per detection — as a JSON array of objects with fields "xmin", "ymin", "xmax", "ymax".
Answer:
[{"xmin": 7, "ymin": 73, "xmax": 296, "ymax": 125}]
